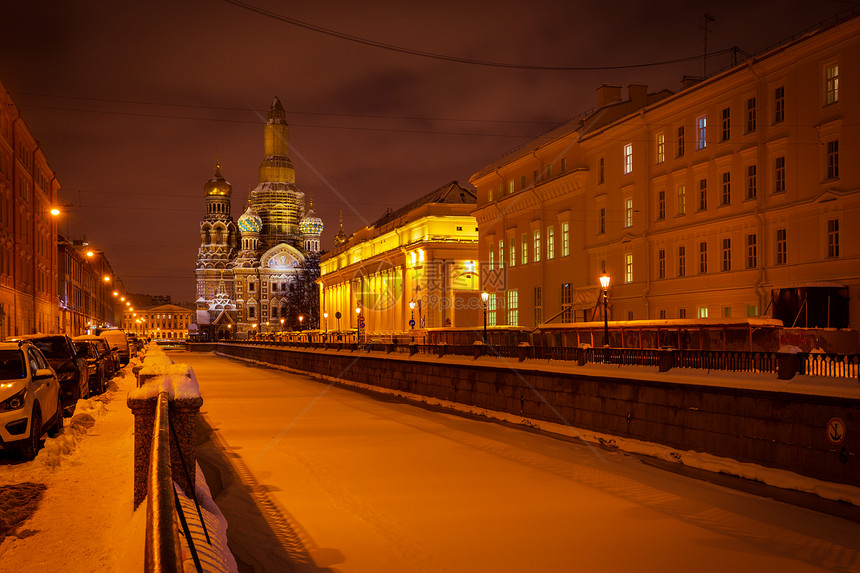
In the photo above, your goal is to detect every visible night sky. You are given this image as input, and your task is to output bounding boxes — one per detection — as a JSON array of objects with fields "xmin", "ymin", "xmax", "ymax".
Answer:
[{"xmin": 0, "ymin": 0, "xmax": 846, "ymax": 303}]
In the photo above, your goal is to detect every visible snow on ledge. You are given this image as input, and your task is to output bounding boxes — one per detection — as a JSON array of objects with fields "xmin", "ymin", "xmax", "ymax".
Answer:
[{"xmin": 128, "ymin": 364, "xmax": 201, "ymax": 400}]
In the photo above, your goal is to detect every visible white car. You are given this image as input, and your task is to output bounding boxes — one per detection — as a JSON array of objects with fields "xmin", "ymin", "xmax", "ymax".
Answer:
[{"xmin": 0, "ymin": 341, "xmax": 64, "ymax": 459}]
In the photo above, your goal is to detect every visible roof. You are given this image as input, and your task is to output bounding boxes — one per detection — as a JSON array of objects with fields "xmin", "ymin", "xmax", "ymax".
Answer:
[{"xmin": 371, "ymin": 181, "xmax": 476, "ymax": 229}]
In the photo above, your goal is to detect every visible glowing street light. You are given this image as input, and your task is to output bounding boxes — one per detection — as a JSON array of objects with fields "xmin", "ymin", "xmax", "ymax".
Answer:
[
  {"xmin": 599, "ymin": 270, "xmax": 611, "ymax": 347},
  {"xmin": 481, "ymin": 291, "xmax": 489, "ymax": 342},
  {"xmin": 298, "ymin": 315, "xmax": 304, "ymax": 331}
]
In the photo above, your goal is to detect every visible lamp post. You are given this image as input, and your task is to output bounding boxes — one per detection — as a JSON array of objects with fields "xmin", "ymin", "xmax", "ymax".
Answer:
[
  {"xmin": 599, "ymin": 271, "xmax": 611, "ymax": 347},
  {"xmin": 355, "ymin": 306, "xmax": 362, "ymax": 345},
  {"xmin": 323, "ymin": 312, "xmax": 328, "ymax": 334},
  {"xmin": 280, "ymin": 318, "xmax": 285, "ymax": 331},
  {"xmin": 298, "ymin": 315, "xmax": 304, "ymax": 331},
  {"xmin": 480, "ymin": 291, "xmax": 489, "ymax": 343}
]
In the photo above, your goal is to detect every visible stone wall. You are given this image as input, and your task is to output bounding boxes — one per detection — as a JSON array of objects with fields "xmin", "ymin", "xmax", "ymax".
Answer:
[{"xmin": 200, "ymin": 343, "xmax": 859, "ymax": 487}]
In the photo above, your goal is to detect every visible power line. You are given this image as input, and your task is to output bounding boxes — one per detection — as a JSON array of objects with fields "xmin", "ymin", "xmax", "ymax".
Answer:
[{"xmin": 218, "ymin": 0, "xmax": 734, "ymax": 71}]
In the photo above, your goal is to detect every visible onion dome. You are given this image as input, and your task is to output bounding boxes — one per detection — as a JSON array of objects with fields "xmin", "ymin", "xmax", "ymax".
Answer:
[
  {"xmin": 237, "ymin": 203, "xmax": 262, "ymax": 234},
  {"xmin": 203, "ymin": 163, "xmax": 232, "ymax": 196},
  {"xmin": 299, "ymin": 196, "xmax": 324, "ymax": 236}
]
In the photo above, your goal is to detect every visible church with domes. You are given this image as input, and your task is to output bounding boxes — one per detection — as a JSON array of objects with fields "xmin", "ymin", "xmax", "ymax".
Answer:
[{"xmin": 194, "ymin": 97, "xmax": 324, "ymax": 340}]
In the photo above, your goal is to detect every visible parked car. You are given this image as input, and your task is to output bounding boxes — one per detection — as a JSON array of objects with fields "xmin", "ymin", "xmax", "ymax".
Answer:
[
  {"xmin": 74, "ymin": 335, "xmax": 118, "ymax": 379},
  {"xmin": 7, "ymin": 334, "xmax": 89, "ymax": 415},
  {"xmin": 73, "ymin": 339, "xmax": 107, "ymax": 395},
  {"xmin": 98, "ymin": 329, "xmax": 131, "ymax": 366},
  {"xmin": 0, "ymin": 341, "xmax": 64, "ymax": 459},
  {"xmin": 126, "ymin": 333, "xmax": 144, "ymax": 353}
]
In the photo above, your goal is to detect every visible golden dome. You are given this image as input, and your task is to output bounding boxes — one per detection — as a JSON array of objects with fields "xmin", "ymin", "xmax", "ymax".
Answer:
[{"xmin": 204, "ymin": 163, "xmax": 232, "ymax": 197}]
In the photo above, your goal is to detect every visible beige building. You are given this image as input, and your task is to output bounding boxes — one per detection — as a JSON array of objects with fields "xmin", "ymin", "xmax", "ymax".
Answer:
[
  {"xmin": 471, "ymin": 16, "xmax": 860, "ymax": 330},
  {"xmin": 123, "ymin": 304, "xmax": 194, "ymax": 340},
  {"xmin": 319, "ymin": 182, "xmax": 479, "ymax": 337}
]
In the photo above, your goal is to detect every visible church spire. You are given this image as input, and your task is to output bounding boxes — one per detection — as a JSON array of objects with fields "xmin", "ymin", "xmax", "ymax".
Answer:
[
  {"xmin": 334, "ymin": 209, "xmax": 348, "ymax": 247},
  {"xmin": 258, "ymin": 96, "xmax": 295, "ymax": 184}
]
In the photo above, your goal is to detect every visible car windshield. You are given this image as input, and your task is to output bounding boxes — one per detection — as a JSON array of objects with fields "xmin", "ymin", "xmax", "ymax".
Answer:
[
  {"xmin": 30, "ymin": 337, "xmax": 70, "ymax": 359},
  {"xmin": 74, "ymin": 341, "xmax": 91, "ymax": 358},
  {"xmin": 0, "ymin": 349, "xmax": 25, "ymax": 380}
]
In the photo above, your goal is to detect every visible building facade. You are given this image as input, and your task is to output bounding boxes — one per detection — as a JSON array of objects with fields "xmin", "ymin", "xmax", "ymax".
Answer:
[
  {"xmin": 319, "ymin": 182, "xmax": 480, "ymax": 337},
  {"xmin": 471, "ymin": 17, "xmax": 860, "ymax": 330},
  {"xmin": 123, "ymin": 304, "xmax": 194, "ymax": 340},
  {"xmin": 0, "ymin": 80, "xmax": 60, "ymax": 338},
  {"xmin": 57, "ymin": 238, "xmax": 124, "ymax": 336},
  {"xmin": 195, "ymin": 98, "xmax": 323, "ymax": 340}
]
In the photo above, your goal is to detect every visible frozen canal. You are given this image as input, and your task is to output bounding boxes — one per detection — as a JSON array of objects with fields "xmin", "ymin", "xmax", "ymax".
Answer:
[{"xmin": 179, "ymin": 351, "xmax": 860, "ymax": 573}]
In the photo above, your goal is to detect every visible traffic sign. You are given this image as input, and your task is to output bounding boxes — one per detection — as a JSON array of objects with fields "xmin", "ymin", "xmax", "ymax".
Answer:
[
  {"xmin": 409, "ymin": 319, "xmax": 416, "ymax": 328},
  {"xmin": 827, "ymin": 417, "xmax": 846, "ymax": 445}
]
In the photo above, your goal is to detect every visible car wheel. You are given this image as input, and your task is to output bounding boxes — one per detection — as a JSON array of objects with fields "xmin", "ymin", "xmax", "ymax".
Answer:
[
  {"xmin": 48, "ymin": 404, "xmax": 64, "ymax": 437},
  {"xmin": 20, "ymin": 410, "xmax": 42, "ymax": 460}
]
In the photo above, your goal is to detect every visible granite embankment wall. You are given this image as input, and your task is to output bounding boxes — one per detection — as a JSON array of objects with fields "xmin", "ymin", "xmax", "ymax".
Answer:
[{"xmin": 198, "ymin": 343, "xmax": 859, "ymax": 488}]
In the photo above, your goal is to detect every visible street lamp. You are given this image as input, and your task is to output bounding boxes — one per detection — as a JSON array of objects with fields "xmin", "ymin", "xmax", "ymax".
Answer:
[
  {"xmin": 323, "ymin": 312, "xmax": 328, "ymax": 334},
  {"xmin": 280, "ymin": 317, "xmax": 285, "ymax": 330},
  {"xmin": 409, "ymin": 301, "xmax": 415, "ymax": 328},
  {"xmin": 298, "ymin": 315, "xmax": 304, "ymax": 331},
  {"xmin": 355, "ymin": 306, "xmax": 362, "ymax": 344},
  {"xmin": 481, "ymin": 291, "xmax": 489, "ymax": 342},
  {"xmin": 599, "ymin": 270, "xmax": 611, "ymax": 347}
]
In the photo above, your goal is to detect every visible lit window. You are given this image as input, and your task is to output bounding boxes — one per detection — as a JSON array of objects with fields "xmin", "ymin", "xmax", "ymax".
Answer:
[
  {"xmin": 498, "ymin": 240, "xmax": 504, "ymax": 268},
  {"xmin": 696, "ymin": 115, "xmax": 707, "ymax": 150},
  {"xmin": 533, "ymin": 230, "xmax": 541, "ymax": 262},
  {"xmin": 623, "ymin": 143, "xmax": 633, "ymax": 174},
  {"xmin": 488, "ymin": 188, "xmax": 494, "ymax": 202},
  {"xmin": 721, "ymin": 238, "xmax": 731, "ymax": 272},
  {"xmin": 521, "ymin": 233, "xmax": 528, "ymax": 265},
  {"xmin": 656, "ymin": 133, "xmax": 665, "ymax": 163},
  {"xmin": 546, "ymin": 226, "xmax": 555, "ymax": 259},
  {"xmin": 825, "ymin": 64, "xmax": 839, "ymax": 105},
  {"xmin": 625, "ymin": 253, "xmax": 633, "ymax": 283},
  {"xmin": 677, "ymin": 185, "xmax": 686, "ymax": 216},
  {"xmin": 624, "ymin": 198, "xmax": 633, "ymax": 228},
  {"xmin": 746, "ymin": 165, "xmax": 757, "ymax": 200},
  {"xmin": 507, "ymin": 290, "xmax": 518, "ymax": 326},
  {"xmin": 487, "ymin": 296, "xmax": 496, "ymax": 326},
  {"xmin": 774, "ymin": 86, "xmax": 785, "ymax": 123},
  {"xmin": 488, "ymin": 249, "xmax": 494, "ymax": 271},
  {"xmin": 747, "ymin": 304, "xmax": 759, "ymax": 317},
  {"xmin": 508, "ymin": 180, "xmax": 515, "ymax": 194},
  {"xmin": 509, "ymin": 237, "xmax": 516, "ymax": 267},
  {"xmin": 698, "ymin": 307, "xmax": 709, "ymax": 319},
  {"xmin": 561, "ymin": 222, "xmax": 569, "ymax": 257},
  {"xmin": 827, "ymin": 219, "xmax": 840, "ymax": 258},
  {"xmin": 721, "ymin": 172, "xmax": 731, "ymax": 205}
]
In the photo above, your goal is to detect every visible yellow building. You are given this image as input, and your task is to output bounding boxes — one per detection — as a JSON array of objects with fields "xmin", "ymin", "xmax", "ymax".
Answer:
[
  {"xmin": 471, "ymin": 16, "xmax": 860, "ymax": 330},
  {"xmin": 319, "ymin": 182, "xmax": 479, "ymax": 337},
  {"xmin": 123, "ymin": 304, "xmax": 194, "ymax": 340}
]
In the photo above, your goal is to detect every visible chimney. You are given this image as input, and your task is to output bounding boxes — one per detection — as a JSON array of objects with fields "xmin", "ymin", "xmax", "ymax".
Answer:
[
  {"xmin": 627, "ymin": 84, "xmax": 648, "ymax": 107},
  {"xmin": 596, "ymin": 84, "xmax": 622, "ymax": 108}
]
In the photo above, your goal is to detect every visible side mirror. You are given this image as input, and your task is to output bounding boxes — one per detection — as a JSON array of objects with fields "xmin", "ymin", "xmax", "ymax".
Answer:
[{"xmin": 34, "ymin": 368, "xmax": 55, "ymax": 380}]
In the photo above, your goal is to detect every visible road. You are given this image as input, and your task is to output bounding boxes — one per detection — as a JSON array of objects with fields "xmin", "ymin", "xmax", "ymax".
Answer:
[{"xmin": 178, "ymin": 351, "xmax": 860, "ymax": 573}]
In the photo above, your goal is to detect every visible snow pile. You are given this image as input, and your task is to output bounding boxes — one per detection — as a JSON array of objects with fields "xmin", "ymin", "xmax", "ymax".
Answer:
[
  {"xmin": 129, "ymin": 364, "xmax": 201, "ymax": 400},
  {"xmin": 174, "ymin": 465, "xmax": 238, "ymax": 573}
]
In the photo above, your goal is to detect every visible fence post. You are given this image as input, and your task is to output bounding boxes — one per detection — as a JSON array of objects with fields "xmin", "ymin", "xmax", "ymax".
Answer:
[{"xmin": 658, "ymin": 348, "xmax": 676, "ymax": 372}]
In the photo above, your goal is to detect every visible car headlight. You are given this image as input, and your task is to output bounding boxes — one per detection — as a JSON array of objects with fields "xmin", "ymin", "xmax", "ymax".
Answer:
[{"xmin": 0, "ymin": 388, "xmax": 27, "ymax": 411}]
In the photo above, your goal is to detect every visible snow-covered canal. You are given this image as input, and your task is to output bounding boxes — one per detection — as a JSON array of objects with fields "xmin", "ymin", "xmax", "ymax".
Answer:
[{"xmin": 180, "ymin": 351, "xmax": 860, "ymax": 573}]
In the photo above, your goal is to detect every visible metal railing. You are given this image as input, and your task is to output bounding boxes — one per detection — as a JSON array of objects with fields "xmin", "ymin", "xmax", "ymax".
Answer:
[{"xmin": 208, "ymin": 340, "xmax": 859, "ymax": 381}]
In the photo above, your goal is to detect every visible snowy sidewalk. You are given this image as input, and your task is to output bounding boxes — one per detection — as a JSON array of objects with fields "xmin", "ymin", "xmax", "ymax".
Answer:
[{"xmin": 0, "ymin": 362, "xmax": 145, "ymax": 571}]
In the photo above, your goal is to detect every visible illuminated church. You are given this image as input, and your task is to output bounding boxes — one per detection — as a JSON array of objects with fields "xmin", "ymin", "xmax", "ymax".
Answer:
[{"xmin": 194, "ymin": 97, "xmax": 323, "ymax": 339}]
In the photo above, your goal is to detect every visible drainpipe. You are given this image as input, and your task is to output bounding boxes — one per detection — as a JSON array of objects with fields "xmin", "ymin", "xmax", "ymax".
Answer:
[{"xmin": 640, "ymin": 109, "xmax": 651, "ymax": 319}]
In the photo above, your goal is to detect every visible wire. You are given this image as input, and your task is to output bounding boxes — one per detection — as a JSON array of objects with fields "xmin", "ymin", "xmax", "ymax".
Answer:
[{"xmin": 218, "ymin": 0, "xmax": 734, "ymax": 71}]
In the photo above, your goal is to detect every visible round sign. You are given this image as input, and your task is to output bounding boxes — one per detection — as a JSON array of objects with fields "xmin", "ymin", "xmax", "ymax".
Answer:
[
  {"xmin": 335, "ymin": 311, "xmax": 342, "ymax": 320},
  {"xmin": 409, "ymin": 319, "xmax": 416, "ymax": 328},
  {"xmin": 827, "ymin": 417, "xmax": 846, "ymax": 445}
]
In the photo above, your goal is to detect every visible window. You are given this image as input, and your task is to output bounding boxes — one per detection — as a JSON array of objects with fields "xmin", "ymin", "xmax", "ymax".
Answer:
[
  {"xmin": 747, "ymin": 304, "xmax": 759, "ymax": 318},
  {"xmin": 249, "ymin": 307, "xmax": 256, "ymax": 318},
  {"xmin": 776, "ymin": 228, "xmax": 787, "ymax": 265},
  {"xmin": 658, "ymin": 249, "xmax": 665, "ymax": 279},
  {"xmin": 623, "ymin": 143, "xmax": 633, "ymax": 174},
  {"xmin": 546, "ymin": 226, "xmax": 555, "ymax": 259},
  {"xmin": 598, "ymin": 157, "xmax": 605, "ymax": 184},
  {"xmin": 560, "ymin": 158, "xmax": 567, "ymax": 173},
  {"xmin": 488, "ymin": 188, "xmax": 494, "ymax": 202},
  {"xmin": 677, "ymin": 126, "xmax": 685, "ymax": 157},
  {"xmin": 827, "ymin": 219, "xmax": 839, "ymax": 258},
  {"xmin": 509, "ymin": 237, "xmax": 516, "ymax": 267},
  {"xmin": 721, "ymin": 172, "xmax": 731, "ymax": 205},
  {"xmin": 657, "ymin": 190, "xmax": 665, "ymax": 221},
  {"xmin": 624, "ymin": 198, "xmax": 633, "ymax": 228},
  {"xmin": 561, "ymin": 222, "xmax": 569, "ymax": 257},
  {"xmin": 721, "ymin": 107, "xmax": 730, "ymax": 141},
  {"xmin": 825, "ymin": 64, "xmax": 839, "ymax": 105},
  {"xmin": 774, "ymin": 86, "xmax": 785, "ymax": 123},
  {"xmin": 599, "ymin": 207, "xmax": 606, "ymax": 234},
  {"xmin": 508, "ymin": 180, "xmax": 514, "ymax": 194},
  {"xmin": 746, "ymin": 234, "xmax": 757, "ymax": 268},
  {"xmin": 560, "ymin": 283, "xmax": 572, "ymax": 322},
  {"xmin": 721, "ymin": 238, "xmax": 731, "ymax": 272},
  {"xmin": 489, "ymin": 249, "xmax": 494, "ymax": 270},
  {"xmin": 698, "ymin": 307, "xmax": 709, "ymax": 319},
  {"xmin": 533, "ymin": 170, "xmax": 539, "ymax": 184},
  {"xmin": 521, "ymin": 233, "xmax": 528, "ymax": 265},
  {"xmin": 507, "ymin": 290, "xmax": 518, "ymax": 326},
  {"xmin": 827, "ymin": 140, "xmax": 839, "ymax": 179},
  {"xmin": 775, "ymin": 156, "xmax": 785, "ymax": 193},
  {"xmin": 722, "ymin": 306, "xmax": 733, "ymax": 318},
  {"xmin": 696, "ymin": 115, "xmax": 707, "ymax": 150},
  {"xmin": 498, "ymin": 240, "xmax": 504, "ymax": 268},
  {"xmin": 545, "ymin": 165, "xmax": 551, "ymax": 179},
  {"xmin": 746, "ymin": 97, "xmax": 756, "ymax": 133},
  {"xmin": 677, "ymin": 185, "xmax": 686, "ymax": 215},
  {"xmin": 534, "ymin": 286, "xmax": 542, "ymax": 325},
  {"xmin": 625, "ymin": 253, "xmax": 633, "ymax": 283},
  {"xmin": 698, "ymin": 179, "xmax": 708, "ymax": 211},
  {"xmin": 487, "ymin": 296, "xmax": 497, "ymax": 326},
  {"xmin": 249, "ymin": 282, "xmax": 255, "ymax": 292},
  {"xmin": 746, "ymin": 165, "xmax": 757, "ymax": 200},
  {"xmin": 656, "ymin": 133, "xmax": 665, "ymax": 163},
  {"xmin": 533, "ymin": 230, "xmax": 541, "ymax": 262},
  {"xmin": 521, "ymin": 175, "xmax": 526, "ymax": 190},
  {"xmin": 698, "ymin": 241, "xmax": 708, "ymax": 274}
]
